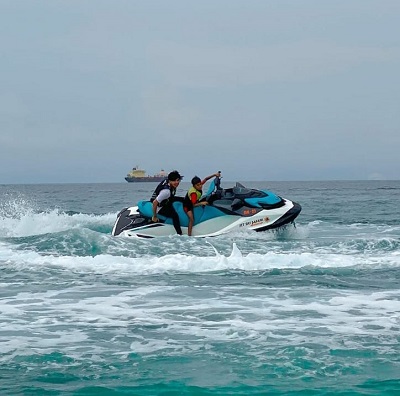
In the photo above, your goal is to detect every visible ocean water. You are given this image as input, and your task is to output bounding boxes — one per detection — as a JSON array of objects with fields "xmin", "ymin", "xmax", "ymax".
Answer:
[{"xmin": 1, "ymin": 180, "xmax": 399, "ymax": 395}]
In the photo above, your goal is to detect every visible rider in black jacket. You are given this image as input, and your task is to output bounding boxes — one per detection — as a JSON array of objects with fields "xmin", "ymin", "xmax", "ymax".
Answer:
[{"xmin": 150, "ymin": 170, "xmax": 183, "ymax": 235}]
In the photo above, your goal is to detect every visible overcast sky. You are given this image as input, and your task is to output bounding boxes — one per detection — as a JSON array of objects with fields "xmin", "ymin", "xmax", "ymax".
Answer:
[{"xmin": 1, "ymin": 0, "xmax": 399, "ymax": 183}]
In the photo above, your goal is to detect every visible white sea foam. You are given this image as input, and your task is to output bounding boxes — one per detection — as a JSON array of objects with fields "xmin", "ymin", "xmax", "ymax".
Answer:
[
  {"xmin": 1, "ymin": 277, "xmax": 400, "ymax": 360},
  {"xmin": 1, "ymin": 240, "xmax": 400, "ymax": 275},
  {"xmin": 0, "ymin": 207, "xmax": 116, "ymax": 237}
]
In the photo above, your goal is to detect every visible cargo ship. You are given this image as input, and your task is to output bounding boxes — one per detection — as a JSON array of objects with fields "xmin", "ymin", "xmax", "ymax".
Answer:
[{"xmin": 125, "ymin": 166, "xmax": 167, "ymax": 182}]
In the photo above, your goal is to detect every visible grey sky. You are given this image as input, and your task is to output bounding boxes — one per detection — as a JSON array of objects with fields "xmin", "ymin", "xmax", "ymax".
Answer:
[{"xmin": 1, "ymin": 0, "xmax": 399, "ymax": 183}]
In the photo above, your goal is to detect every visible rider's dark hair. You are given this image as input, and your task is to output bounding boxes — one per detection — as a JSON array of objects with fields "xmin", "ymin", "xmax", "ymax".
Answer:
[
  {"xmin": 168, "ymin": 170, "xmax": 182, "ymax": 181},
  {"xmin": 191, "ymin": 176, "xmax": 201, "ymax": 185}
]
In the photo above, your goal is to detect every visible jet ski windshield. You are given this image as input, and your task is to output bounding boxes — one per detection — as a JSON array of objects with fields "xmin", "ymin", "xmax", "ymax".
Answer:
[
  {"xmin": 232, "ymin": 186, "xmax": 266, "ymax": 199},
  {"xmin": 205, "ymin": 176, "xmax": 221, "ymax": 196}
]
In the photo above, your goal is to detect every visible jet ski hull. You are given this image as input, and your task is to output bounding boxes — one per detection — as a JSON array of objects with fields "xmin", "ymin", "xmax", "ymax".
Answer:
[{"xmin": 112, "ymin": 198, "xmax": 301, "ymax": 238}]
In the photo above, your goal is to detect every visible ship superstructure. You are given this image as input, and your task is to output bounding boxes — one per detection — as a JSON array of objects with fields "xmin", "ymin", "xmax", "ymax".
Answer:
[{"xmin": 125, "ymin": 166, "xmax": 167, "ymax": 182}]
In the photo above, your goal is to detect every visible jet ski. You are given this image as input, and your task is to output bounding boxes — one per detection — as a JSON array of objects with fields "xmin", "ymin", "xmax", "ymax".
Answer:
[{"xmin": 111, "ymin": 176, "xmax": 301, "ymax": 238}]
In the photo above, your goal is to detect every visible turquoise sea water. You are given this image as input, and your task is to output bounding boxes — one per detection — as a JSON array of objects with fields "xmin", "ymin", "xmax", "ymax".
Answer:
[{"xmin": 1, "ymin": 180, "xmax": 400, "ymax": 395}]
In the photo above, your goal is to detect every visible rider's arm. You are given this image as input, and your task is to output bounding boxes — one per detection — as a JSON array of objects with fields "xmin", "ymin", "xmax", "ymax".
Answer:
[
  {"xmin": 190, "ymin": 192, "xmax": 198, "ymax": 204},
  {"xmin": 201, "ymin": 171, "xmax": 221, "ymax": 185},
  {"xmin": 193, "ymin": 192, "xmax": 209, "ymax": 206},
  {"xmin": 152, "ymin": 190, "xmax": 170, "ymax": 221},
  {"xmin": 152, "ymin": 200, "xmax": 159, "ymax": 221}
]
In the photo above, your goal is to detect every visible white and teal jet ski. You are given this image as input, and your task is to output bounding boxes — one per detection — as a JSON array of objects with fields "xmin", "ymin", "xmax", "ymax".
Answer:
[{"xmin": 111, "ymin": 176, "xmax": 301, "ymax": 238}]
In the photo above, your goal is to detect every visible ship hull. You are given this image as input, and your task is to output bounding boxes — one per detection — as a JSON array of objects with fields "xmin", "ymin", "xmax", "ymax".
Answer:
[{"xmin": 125, "ymin": 176, "xmax": 165, "ymax": 183}]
